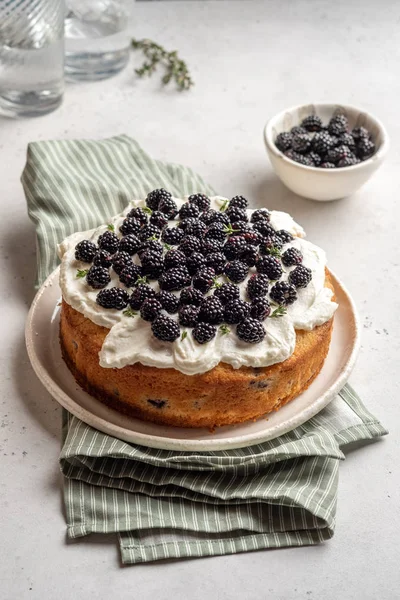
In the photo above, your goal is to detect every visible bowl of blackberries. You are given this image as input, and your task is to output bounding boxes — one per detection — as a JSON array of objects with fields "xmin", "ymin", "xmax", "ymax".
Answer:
[{"xmin": 264, "ymin": 103, "xmax": 389, "ymax": 201}]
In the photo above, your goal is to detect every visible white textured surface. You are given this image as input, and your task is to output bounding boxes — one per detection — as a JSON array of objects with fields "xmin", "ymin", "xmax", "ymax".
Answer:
[{"xmin": 0, "ymin": 0, "xmax": 398, "ymax": 598}]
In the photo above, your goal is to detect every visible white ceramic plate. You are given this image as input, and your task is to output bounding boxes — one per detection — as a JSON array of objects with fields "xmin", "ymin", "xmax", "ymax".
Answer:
[{"xmin": 25, "ymin": 267, "xmax": 360, "ymax": 451}]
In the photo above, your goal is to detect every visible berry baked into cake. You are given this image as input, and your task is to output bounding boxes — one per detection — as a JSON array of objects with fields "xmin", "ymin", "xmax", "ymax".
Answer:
[{"xmin": 58, "ymin": 191, "xmax": 338, "ymax": 428}]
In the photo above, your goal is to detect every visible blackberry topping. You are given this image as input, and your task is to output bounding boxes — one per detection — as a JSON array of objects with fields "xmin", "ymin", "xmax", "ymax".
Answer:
[
  {"xmin": 213, "ymin": 282, "xmax": 240, "ymax": 305},
  {"xmin": 328, "ymin": 114, "xmax": 348, "ymax": 136},
  {"xmin": 205, "ymin": 252, "xmax": 226, "ymax": 275},
  {"xmin": 112, "ymin": 251, "xmax": 131, "ymax": 275},
  {"xmin": 301, "ymin": 115, "xmax": 323, "ymax": 132},
  {"xmin": 223, "ymin": 236, "xmax": 247, "ymax": 260},
  {"xmin": 205, "ymin": 222, "xmax": 227, "ymax": 242},
  {"xmin": 161, "ymin": 226, "xmax": 185, "ymax": 246},
  {"xmin": 236, "ymin": 318, "xmax": 266, "ymax": 344},
  {"xmin": 140, "ymin": 298, "xmax": 162, "ymax": 322},
  {"xmin": 127, "ymin": 206, "xmax": 148, "ymax": 226},
  {"xmin": 338, "ymin": 133, "xmax": 356, "ymax": 151},
  {"xmin": 326, "ymin": 145, "xmax": 354, "ymax": 164},
  {"xmin": 226, "ymin": 206, "xmax": 248, "ymax": 223},
  {"xmin": 119, "ymin": 263, "xmax": 142, "ymax": 287},
  {"xmin": 93, "ymin": 250, "xmax": 113, "ymax": 267},
  {"xmin": 202, "ymin": 238, "xmax": 223, "ymax": 255},
  {"xmin": 239, "ymin": 245, "xmax": 258, "ymax": 267},
  {"xmin": 242, "ymin": 231, "xmax": 261, "ymax": 246},
  {"xmin": 311, "ymin": 131, "xmax": 336, "ymax": 155},
  {"xmin": 201, "ymin": 210, "xmax": 230, "ymax": 227},
  {"xmin": 192, "ymin": 322, "xmax": 217, "ymax": 345},
  {"xmin": 247, "ymin": 273, "xmax": 269, "ymax": 300},
  {"xmin": 288, "ymin": 265, "xmax": 312, "ymax": 288},
  {"xmin": 270, "ymin": 281, "xmax": 297, "ymax": 305},
  {"xmin": 252, "ymin": 220, "xmax": 275, "ymax": 238},
  {"xmin": 230, "ymin": 221, "xmax": 253, "ymax": 237},
  {"xmin": 129, "ymin": 284, "xmax": 156, "ymax": 310},
  {"xmin": 146, "ymin": 188, "xmax": 171, "ymax": 211},
  {"xmin": 185, "ymin": 219, "xmax": 207, "ymax": 238},
  {"xmin": 275, "ymin": 132, "xmax": 292, "ymax": 152},
  {"xmin": 256, "ymin": 256, "xmax": 283, "ymax": 280},
  {"xmin": 292, "ymin": 133, "xmax": 311, "ymax": 154},
  {"xmin": 157, "ymin": 290, "xmax": 179, "ymax": 314},
  {"xmin": 179, "ymin": 286, "xmax": 204, "ymax": 306},
  {"xmin": 139, "ymin": 224, "xmax": 161, "ymax": 242},
  {"xmin": 320, "ymin": 162, "xmax": 336, "ymax": 168},
  {"xmin": 199, "ymin": 297, "xmax": 224, "ymax": 325},
  {"xmin": 285, "ymin": 150, "xmax": 314, "ymax": 166},
  {"xmin": 164, "ymin": 249, "xmax": 187, "ymax": 270},
  {"xmin": 118, "ymin": 234, "xmax": 141, "ymax": 255},
  {"xmin": 229, "ymin": 195, "xmax": 248, "ymax": 209},
  {"xmin": 291, "ymin": 126, "xmax": 307, "ymax": 136},
  {"xmin": 96, "ymin": 287, "xmax": 129, "ymax": 310},
  {"xmin": 119, "ymin": 217, "xmax": 141, "ymax": 236},
  {"xmin": 137, "ymin": 240, "xmax": 163, "ymax": 258},
  {"xmin": 86, "ymin": 265, "xmax": 111, "ymax": 289},
  {"xmin": 98, "ymin": 230, "xmax": 119, "ymax": 254},
  {"xmin": 338, "ymin": 157, "xmax": 360, "ymax": 167},
  {"xmin": 179, "ymin": 202, "xmax": 200, "ymax": 220},
  {"xmin": 178, "ymin": 217, "xmax": 198, "ymax": 232},
  {"xmin": 250, "ymin": 297, "xmax": 271, "ymax": 321},
  {"xmin": 282, "ymin": 247, "xmax": 303, "ymax": 266},
  {"xmin": 179, "ymin": 235, "xmax": 202, "ymax": 257},
  {"xmin": 275, "ymin": 229, "xmax": 294, "ymax": 244},
  {"xmin": 158, "ymin": 196, "xmax": 178, "ymax": 219},
  {"xmin": 352, "ymin": 127, "xmax": 370, "ymax": 141},
  {"xmin": 140, "ymin": 250, "xmax": 164, "ymax": 279},
  {"xmin": 178, "ymin": 304, "xmax": 200, "ymax": 327},
  {"xmin": 308, "ymin": 151, "xmax": 322, "ymax": 166},
  {"xmin": 158, "ymin": 266, "xmax": 191, "ymax": 291},
  {"xmin": 151, "ymin": 314, "xmax": 180, "ymax": 342},
  {"xmin": 250, "ymin": 208, "xmax": 270, "ymax": 224},
  {"xmin": 357, "ymin": 137, "xmax": 375, "ymax": 159},
  {"xmin": 150, "ymin": 210, "xmax": 168, "ymax": 229},
  {"xmin": 224, "ymin": 260, "xmax": 249, "ymax": 283},
  {"xmin": 188, "ymin": 193, "xmax": 211, "ymax": 212},
  {"xmin": 259, "ymin": 236, "xmax": 283, "ymax": 255},
  {"xmin": 192, "ymin": 267, "xmax": 216, "ymax": 293},
  {"xmin": 224, "ymin": 299, "xmax": 250, "ymax": 324},
  {"xmin": 75, "ymin": 240, "xmax": 97, "ymax": 263},
  {"xmin": 187, "ymin": 251, "xmax": 207, "ymax": 275}
]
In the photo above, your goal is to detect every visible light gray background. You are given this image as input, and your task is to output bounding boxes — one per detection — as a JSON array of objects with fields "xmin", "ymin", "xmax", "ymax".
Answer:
[{"xmin": 0, "ymin": 1, "xmax": 399, "ymax": 598}]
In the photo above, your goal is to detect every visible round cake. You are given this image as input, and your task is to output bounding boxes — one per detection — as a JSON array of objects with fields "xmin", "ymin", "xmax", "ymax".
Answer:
[{"xmin": 58, "ymin": 191, "xmax": 338, "ymax": 428}]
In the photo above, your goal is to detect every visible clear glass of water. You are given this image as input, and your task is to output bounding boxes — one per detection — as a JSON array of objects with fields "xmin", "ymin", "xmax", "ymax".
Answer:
[
  {"xmin": 0, "ymin": 0, "xmax": 64, "ymax": 118},
  {"xmin": 65, "ymin": 0, "xmax": 133, "ymax": 81}
]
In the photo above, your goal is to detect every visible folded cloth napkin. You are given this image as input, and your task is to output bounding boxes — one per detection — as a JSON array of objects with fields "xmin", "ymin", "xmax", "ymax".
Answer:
[{"xmin": 22, "ymin": 135, "xmax": 387, "ymax": 564}]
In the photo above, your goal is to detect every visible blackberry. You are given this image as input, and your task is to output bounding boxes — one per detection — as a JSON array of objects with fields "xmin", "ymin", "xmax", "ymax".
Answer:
[
  {"xmin": 301, "ymin": 115, "xmax": 323, "ymax": 132},
  {"xmin": 328, "ymin": 114, "xmax": 348, "ymax": 136},
  {"xmin": 150, "ymin": 210, "xmax": 168, "ymax": 229},
  {"xmin": 282, "ymin": 247, "xmax": 303, "ymax": 266},
  {"xmin": 213, "ymin": 282, "xmax": 240, "ymax": 305},
  {"xmin": 291, "ymin": 126, "xmax": 306, "ymax": 136},
  {"xmin": 256, "ymin": 256, "xmax": 282, "ymax": 280},
  {"xmin": 179, "ymin": 287, "xmax": 204, "ymax": 306},
  {"xmin": 226, "ymin": 206, "xmax": 248, "ymax": 224},
  {"xmin": 164, "ymin": 249, "xmax": 187, "ymax": 270},
  {"xmin": 338, "ymin": 133, "xmax": 356, "ymax": 151},
  {"xmin": 199, "ymin": 297, "xmax": 224, "ymax": 325},
  {"xmin": 201, "ymin": 209, "xmax": 230, "ymax": 227},
  {"xmin": 224, "ymin": 299, "xmax": 250, "ymax": 324},
  {"xmin": 242, "ymin": 231, "xmax": 262, "ymax": 246},
  {"xmin": 129, "ymin": 284, "xmax": 156, "ymax": 310},
  {"xmin": 326, "ymin": 144, "xmax": 354, "ymax": 164},
  {"xmin": 187, "ymin": 251, "xmax": 207, "ymax": 275},
  {"xmin": 229, "ymin": 195, "xmax": 248, "ymax": 209},
  {"xmin": 158, "ymin": 266, "xmax": 191, "ymax": 291},
  {"xmin": 275, "ymin": 132, "xmax": 292, "ymax": 152},
  {"xmin": 140, "ymin": 298, "xmax": 162, "ymax": 322},
  {"xmin": 250, "ymin": 297, "xmax": 271, "ymax": 321},
  {"xmin": 230, "ymin": 221, "xmax": 252, "ymax": 237},
  {"xmin": 202, "ymin": 238, "xmax": 223, "ymax": 255},
  {"xmin": 259, "ymin": 236, "xmax": 283, "ymax": 255},
  {"xmin": 250, "ymin": 208, "xmax": 270, "ymax": 223},
  {"xmin": 178, "ymin": 304, "xmax": 200, "ymax": 327},
  {"xmin": 292, "ymin": 133, "xmax": 311, "ymax": 154},
  {"xmin": 236, "ymin": 318, "xmax": 266, "ymax": 344},
  {"xmin": 93, "ymin": 250, "xmax": 113, "ymax": 267},
  {"xmin": 239, "ymin": 245, "xmax": 258, "ymax": 267},
  {"xmin": 179, "ymin": 202, "xmax": 200, "ymax": 220},
  {"xmin": 285, "ymin": 150, "xmax": 314, "ymax": 166},
  {"xmin": 205, "ymin": 252, "xmax": 226, "ymax": 275},
  {"xmin": 192, "ymin": 267, "xmax": 216, "ymax": 293},
  {"xmin": 118, "ymin": 234, "xmax": 141, "ymax": 255},
  {"xmin": 224, "ymin": 260, "xmax": 248, "ymax": 283},
  {"xmin": 205, "ymin": 222, "xmax": 227, "ymax": 242},
  {"xmin": 96, "ymin": 287, "xmax": 129, "ymax": 310},
  {"xmin": 98, "ymin": 230, "xmax": 119, "ymax": 254},
  {"xmin": 178, "ymin": 217, "xmax": 198, "ymax": 232},
  {"xmin": 86, "ymin": 265, "xmax": 111, "ymax": 289},
  {"xmin": 275, "ymin": 229, "xmax": 294, "ymax": 244},
  {"xmin": 311, "ymin": 131, "xmax": 336, "ymax": 155},
  {"xmin": 223, "ymin": 236, "xmax": 247, "ymax": 260},
  {"xmin": 351, "ymin": 127, "xmax": 370, "ymax": 141},
  {"xmin": 161, "ymin": 226, "xmax": 185, "ymax": 246},
  {"xmin": 75, "ymin": 240, "xmax": 97, "ymax": 263},
  {"xmin": 337, "ymin": 157, "xmax": 360, "ymax": 167},
  {"xmin": 140, "ymin": 250, "xmax": 164, "ymax": 279},
  {"xmin": 112, "ymin": 251, "xmax": 131, "ymax": 275},
  {"xmin": 137, "ymin": 240, "xmax": 163, "ymax": 258},
  {"xmin": 151, "ymin": 314, "xmax": 180, "ymax": 342},
  {"xmin": 308, "ymin": 151, "xmax": 322, "ymax": 166},
  {"xmin": 119, "ymin": 263, "xmax": 142, "ymax": 287},
  {"xmin": 158, "ymin": 196, "xmax": 178, "ymax": 219},
  {"xmin": 252, "ymin": 220, "xmax": 275, "ymax": 239},
  {"xmin": 247, "ymin": 273, "xmax": 269, "ymax": 300},
  {"xmin": 188, "ymin": 193, "xmax": 211, "ymax": 212},
  {"xmin": 270, "ymin": 281, "xmax": 297, "ymax": 305},
  {"xmin": 288, "ymin": 265, "xmax": 312, "ymax": 288},
  {"xmin": 185, "ymin": 219, "xmax": 207, "ymax": 238},
  {"xmin": 192, "ymin": 322, "xmax": 217, "ymax": 344},
  {"xmin": 119, "ymin": 217, "xmax": 141, "ymax": 236},
  {"xmin": 320, "ymin": 162, "xmax": 336, "ymax": 168},
  {"xmin": 157, "ymin": 290, "xmax": 179, "ymax": 314},
  {"xmin": 179, "ymin": 235, "xmax": 202, "ymax": 256},
  {"xmin": 139, "ymin": 224, "xmax": 161, "ymax": 242},
  {"xmin": 356, "ymin": 138, "xmax": 375, "ymax": 159},
  {"xmin": 145, "ymin": 188, "xmax": 171, "ymax": 211},
  {"xmin": 127, "ymin": 206, "xmax": 148, "ymax": 226}
]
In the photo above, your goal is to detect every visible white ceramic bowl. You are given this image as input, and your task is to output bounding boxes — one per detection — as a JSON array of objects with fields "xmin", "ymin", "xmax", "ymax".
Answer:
[{"xmin": 264, "ymin": 103, "xmax": 389, "ymax": 201}]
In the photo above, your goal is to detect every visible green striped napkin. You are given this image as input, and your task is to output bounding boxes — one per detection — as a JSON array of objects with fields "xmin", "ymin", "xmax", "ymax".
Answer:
[{"xmin": 22, "ymin": 135, "xmax": 387, "ymax": 565}]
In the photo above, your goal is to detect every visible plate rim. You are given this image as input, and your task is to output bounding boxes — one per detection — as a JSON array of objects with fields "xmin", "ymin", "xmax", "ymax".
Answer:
[{"xmin": 25, "ymin": 266, "xmax": 360, "ymax": 451}]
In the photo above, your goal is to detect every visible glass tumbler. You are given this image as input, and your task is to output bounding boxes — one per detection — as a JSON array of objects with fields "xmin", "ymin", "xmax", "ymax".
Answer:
[
  {"xmin": 64, "ymin": 0, "xmax": 133, "ymax": 81},
  {"xmin": 0, "ymin": 0, "xmax": 64, "ymax": 118}
]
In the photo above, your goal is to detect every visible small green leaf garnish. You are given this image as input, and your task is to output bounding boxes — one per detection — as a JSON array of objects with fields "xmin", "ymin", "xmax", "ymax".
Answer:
[
  {"xmin": 76, "ymin": 269, "xmax": 88, "ymax": 279},
  {"xmin": 143, "ymin": 207, "xmax": 152, "ymax": 214},
  {"xmin": 265, "ymin": 246, "xmax": 281, "ymax": 258},
  {"xmin": 181, "ymin": 330, "xmax": 188, "ymax": 341},
  {"xmin": 135, "ymin": 275, "xmax": 148, "ymax": 285},
  {"xmin": 270, "ymin": 306, "xmax": 287, "ymax": 318},
  {"xmin": 219, "ymin": 324, "xmax": 230, "ymax": 335},
  {"xmin": 219, "ymin": 199, "xmax": 229, "ymax": 212},
  {"xmin": 147, "ymin": 233, "xmax": 159, "ymax": 241},
  {"xmin": 107, "ymin": 223, "xmax": 115, "ymax": 231},
  {"xmin": 163, "ymin": 243, "xmax": 172, "ymax": 251},
  {"xmin": 123, "ymin": 308, "xmax": 137, "ymax": 318},
  {"xmin": 211, "ymin": 277, "xmax": 222, "ymax": 289},
  {"xmin": 223, "ymin": 223, "xmax": 239, "ymax": 236}
]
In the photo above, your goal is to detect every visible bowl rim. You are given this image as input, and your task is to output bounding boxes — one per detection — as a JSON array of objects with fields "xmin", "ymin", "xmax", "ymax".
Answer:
[{"xmin": 264, "ymin": 102, "xmax": 390, "ymax": 173}]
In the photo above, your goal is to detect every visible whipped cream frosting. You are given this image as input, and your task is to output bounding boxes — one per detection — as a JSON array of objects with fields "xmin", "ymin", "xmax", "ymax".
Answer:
[{"xmin": 58, "ymin": 196, "xmax": 337, "ymax": 375}]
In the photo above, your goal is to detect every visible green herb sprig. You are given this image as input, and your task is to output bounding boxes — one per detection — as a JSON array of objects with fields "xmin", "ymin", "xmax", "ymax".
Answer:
[
  {"xmin": 76, "ymin": 269, "xmax": 88, "ymax": 278},
  {"xmin": 270, "ymin": 306, "xmax": 287, "ymax": 318}
]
